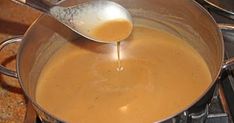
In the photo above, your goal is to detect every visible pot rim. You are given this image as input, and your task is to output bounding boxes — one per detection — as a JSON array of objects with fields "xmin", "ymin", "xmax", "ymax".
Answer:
[
  {"xmin": 158, "ymin": 3, "xmax": 225, "ymax": 120},
  {"xmin": 156, "ymin": 1, "xmax": 225, "ymax": 122},
  {"xmin": 16, "ymin": 14, "xmax": 67, "ymax": 122},
  {"xmin": 16, "ymin": 1, "xmax": 225, "ymax": 122}
]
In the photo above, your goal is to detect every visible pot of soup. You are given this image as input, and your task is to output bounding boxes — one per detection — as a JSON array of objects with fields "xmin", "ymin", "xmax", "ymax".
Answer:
[{"xmin": 0, "ymin": 0, "xmax": 234, "ymax": 122}]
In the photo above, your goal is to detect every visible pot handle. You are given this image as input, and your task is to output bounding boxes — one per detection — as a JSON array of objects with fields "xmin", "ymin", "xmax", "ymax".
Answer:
[
  {"xmin": 223, "ymin": 57, "xmax": 234, "ymax": 69},
  {"xmin": 0, "ymin": 36, "xmax": 23, "ymax": 78},
  {"xmin": 218, "ymin": 23, "xmax": 234, "ymax": 31},
  {"xmin": 218, "ymin": 23, "xmax": 234, "ymax": 69}
]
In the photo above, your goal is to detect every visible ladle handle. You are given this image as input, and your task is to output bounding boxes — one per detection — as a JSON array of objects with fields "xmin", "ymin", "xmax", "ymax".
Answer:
[
  {"xmin": 218, "ymin": 23, "xmax": 234, "ymax": 69},
  {"xmin": 11, "ymin": 0, "xmax": 52, "ymax": 13},
  {"xmin": 0, "ymin": 36, "xmax": 22, "ymax": 78}
]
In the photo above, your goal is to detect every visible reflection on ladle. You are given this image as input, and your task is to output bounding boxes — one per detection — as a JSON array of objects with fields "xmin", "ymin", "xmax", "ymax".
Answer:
[{"xmin": 116, "ymin": 42, "xmax": 123, "ymax": 71}]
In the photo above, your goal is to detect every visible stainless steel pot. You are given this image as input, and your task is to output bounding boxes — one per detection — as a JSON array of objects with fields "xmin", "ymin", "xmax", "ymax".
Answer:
[{"xmin": 1, "ymin": 0, "xmax": 234, "ymax": 122}]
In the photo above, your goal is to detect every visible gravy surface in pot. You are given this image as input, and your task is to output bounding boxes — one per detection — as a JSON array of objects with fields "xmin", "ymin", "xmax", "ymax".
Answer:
[{"xmin": 36, "ymin": 24, "xmax": 212, "ymax": 123}]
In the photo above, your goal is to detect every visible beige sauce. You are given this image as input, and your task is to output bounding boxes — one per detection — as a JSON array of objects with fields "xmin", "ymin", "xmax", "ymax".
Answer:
[
  {"xmin": 91, "ymin": 20, "xmax": 132, "ymax": 42},
  {"xmin": 36, "ymin": 26, "xmax": 211, "ymax": 123}
]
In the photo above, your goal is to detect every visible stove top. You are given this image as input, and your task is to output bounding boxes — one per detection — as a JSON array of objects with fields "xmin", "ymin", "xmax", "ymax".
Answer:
[{"xmin": 24, "ymin": 1, "xmax": 234, "ymax": 123}]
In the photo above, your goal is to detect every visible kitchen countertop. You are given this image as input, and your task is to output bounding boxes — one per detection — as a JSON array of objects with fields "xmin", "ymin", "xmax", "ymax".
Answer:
[{"xmin": 0, "ymin": 0, "xmax": 40, "ymax": 122}]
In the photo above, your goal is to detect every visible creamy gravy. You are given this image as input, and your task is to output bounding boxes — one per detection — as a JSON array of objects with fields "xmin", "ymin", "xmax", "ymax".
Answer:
[
  {"xmin": 91, "ymin": 20, "xmax": 132, "ymax": 42},
  {"xmin": 36, "ymin": 26, "xmax": 211, "ymax": 123}
]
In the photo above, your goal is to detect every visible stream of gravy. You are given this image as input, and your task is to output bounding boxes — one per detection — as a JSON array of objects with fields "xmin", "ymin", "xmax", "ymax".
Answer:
[
  {"xmin": 116, "ymin": 41, "xmax": 123, "ymax": 71},
  {"xmin": 36, "ymin": 25, "xmax": 212, "ymax": 123}
]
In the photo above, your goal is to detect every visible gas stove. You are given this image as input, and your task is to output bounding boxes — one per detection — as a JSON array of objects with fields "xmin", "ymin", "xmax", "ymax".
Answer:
[{"xmin": 23, "ymin": 1, "xmax": 234, "ymax": 123}]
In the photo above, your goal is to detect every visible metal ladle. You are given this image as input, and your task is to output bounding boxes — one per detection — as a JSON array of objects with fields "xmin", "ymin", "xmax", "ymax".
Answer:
[{"xmin": 12, "ymin": 0, "xmax": 133, "ymax": 43}]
